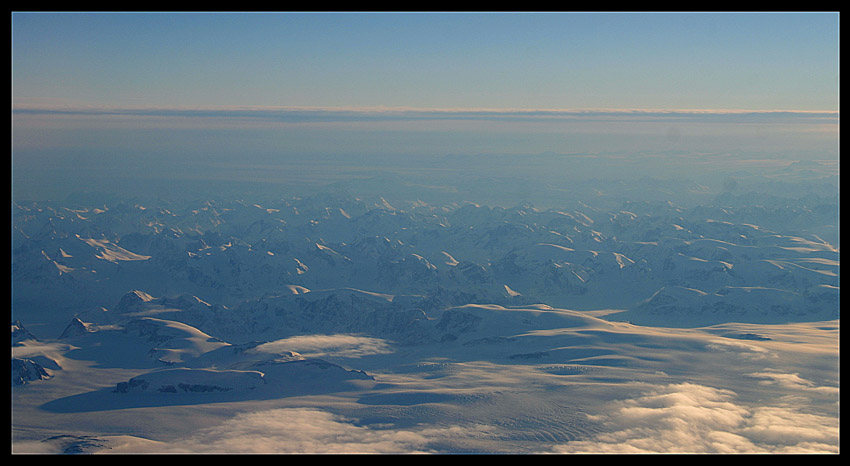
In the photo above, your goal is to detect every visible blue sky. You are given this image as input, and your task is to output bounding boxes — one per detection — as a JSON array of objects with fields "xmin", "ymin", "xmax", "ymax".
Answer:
[{"xmin": 12, "ymin": 11, "xmax": 839, "ymax": 111}]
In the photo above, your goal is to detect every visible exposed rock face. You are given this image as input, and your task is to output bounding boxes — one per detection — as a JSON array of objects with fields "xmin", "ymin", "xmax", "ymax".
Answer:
[
  {"xmin": 113, "ymin": 368, "xmax": 266, "ymax": 394},
  {"xmin": 12, "ymin": 320, "xmax": 38, "ymax": 346},
  {"xmin": 12, "ymin": 358, "xmax": 51, "ymax": 385},
  {"xmin": 59, "ymin": 317, "xmax": 97, "ymax": 339},
  {"xmin": 12, "ymin": 194, "xmax": 840, "ymax": 336}
]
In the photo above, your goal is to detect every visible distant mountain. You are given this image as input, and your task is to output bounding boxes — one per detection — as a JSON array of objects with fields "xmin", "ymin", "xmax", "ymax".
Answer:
[{"xmin": 12, "ymin": 192, "xmax": 839, "ymax": 337}]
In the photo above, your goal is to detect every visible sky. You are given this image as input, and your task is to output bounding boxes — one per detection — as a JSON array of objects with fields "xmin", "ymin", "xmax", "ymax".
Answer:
[
  {"xmin": 10, "ymin": 11, "xmax": 841, "ymax": 200},
  {"xmin": 11, "ymin": 12, "xmax": 840, "ymax": 110}
]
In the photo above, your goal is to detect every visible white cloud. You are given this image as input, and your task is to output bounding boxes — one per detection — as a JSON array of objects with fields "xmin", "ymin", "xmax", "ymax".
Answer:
[
  {"xmin": 122, "ymin": 408, "xmax": 457, "ymax": 454},
  {"xmin": 740, "ymin": 405, "xmax": 839, "ymax": 449},
  {"xmin": 96, "ymin": 408, "xmax": 512, "ymax": 454},
  {"xmin": 551, "ymin": 382, "xmax": 839, "ymax": 454},
  {"xmin": 747, "ymin": 370, "xmax": 839, "ymax": 394},
  {"xmin": 706, "ymin": 338, "xmax": 776, "ymax": 360}
]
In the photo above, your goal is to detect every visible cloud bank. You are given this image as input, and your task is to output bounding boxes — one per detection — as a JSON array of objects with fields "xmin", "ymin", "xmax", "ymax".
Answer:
[
  {"xmin": 108, "ymin": 408, "xmax": 437, "ymax": 454},
  {"xmin": 13, "ymin": 104, "xmax": 838, "ymax": 126},
  {"xmin": 552, "ymin": 382, "xmax": 839, "ymax": 454},
  {"xmin": 98, "ymin": 380, "xmax": 837, "ymax": 454}
]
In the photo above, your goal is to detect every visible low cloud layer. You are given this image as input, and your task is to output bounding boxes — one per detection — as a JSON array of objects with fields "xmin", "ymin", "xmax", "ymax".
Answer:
[
  {"xmin": 552, "ymin": 382, "xmax": 839, "ymax": 454},
  {"xmin": 13, "ymin": 104, "xmax": 838, "ymax": 126},
  {"xmin": 99, "ymin": 380, "xmax": 837, "ymax": 454},
  {"xmin": 104, "ymin": 408, "xmax": 507, "ymax": 454},
  {"xmin": 108, "ymin": 408, "xmax": 435, "ymax": 454}
]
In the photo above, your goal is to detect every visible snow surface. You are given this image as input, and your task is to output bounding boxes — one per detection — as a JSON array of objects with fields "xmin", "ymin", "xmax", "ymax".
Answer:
[{"xmin": 11, "ymin": 173, "xmax": 839, "ymax": 454}]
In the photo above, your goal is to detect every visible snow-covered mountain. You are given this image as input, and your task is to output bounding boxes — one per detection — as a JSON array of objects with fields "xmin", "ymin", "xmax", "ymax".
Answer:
[
  {"xmin": 13, "ymin": 191, "xmax": 838, "ymax": 337},
  {"xmin": 12, "ymin": 321, "xmax": 38, "ymax": 346},
  {"xmin": 12, "ymin": 357, "xmax": 52, "ymax": 385},
  {"xmin": 11, "ymin": 185, "xmax": 839, "ymax": 453}
]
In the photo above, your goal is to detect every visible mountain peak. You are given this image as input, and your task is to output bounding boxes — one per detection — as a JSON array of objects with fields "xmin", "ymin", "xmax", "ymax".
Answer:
[
  {"xmin": 113, "ymin": 290, "xmax": 156, "ymax": 314},
  {"xmin": 12, "ymin": 320, "xmax": 38, "ymax": 346},
  {"xmin": 59, "ymin": 317, "xmax": 96, "ymax": 338}
]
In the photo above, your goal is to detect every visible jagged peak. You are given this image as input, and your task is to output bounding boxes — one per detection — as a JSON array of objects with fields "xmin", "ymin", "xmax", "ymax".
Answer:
[
  {"xmin": 113, "ymin": 290, "xmax": 157, "ymax": 313},
  {"xmin": 59, "ymin": 317, "xmax": 97, "ymax": 338},
  {"xmin": 12, "ymin": 320, "xmax": 38, "ymax": 345}
]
